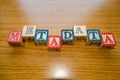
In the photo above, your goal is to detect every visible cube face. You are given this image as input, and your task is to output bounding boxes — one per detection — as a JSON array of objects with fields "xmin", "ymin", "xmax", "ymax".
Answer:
[
  {"xmin": 34, "ymin": 30, "xmax": 49, "ymax": 42},
  {"xmin": 101, "ymin": 32, "xmax": 116, "ymax": 47},
  {"xmin": 73, "ymin": 25, "xmax": 87, "ymax": 41},
  {"xmin": 7, "ymin": 30, "xmax": 22, "ymax": 42},
  {"xmin": 22, "ymin": 26, "xmax": 36, "ymax": 41},
  {"xmin": 61, "ymin": 29, "xmax": 74, "ymax": 41},
  {"xmin": 87, "ymin": 29, "xmax": 101, "ymax": 42},
  {"xmin": 47, "ymin": 36, "xmax": 61, "ymax": 49},
  {"xmin": 73, "ymin": 25, "xmax": 87, "ymax": 36}
]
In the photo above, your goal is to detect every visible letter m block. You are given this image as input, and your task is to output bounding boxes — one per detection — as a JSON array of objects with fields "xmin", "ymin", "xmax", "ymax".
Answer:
[{"xmin": 7, "ymin": 30, "xmax": 23, "ymax": 46}]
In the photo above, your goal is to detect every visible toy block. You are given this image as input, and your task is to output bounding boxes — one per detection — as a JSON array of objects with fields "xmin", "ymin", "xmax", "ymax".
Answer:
[
  {"xmin": 34, "ymin": 30, "xmax": 49, "ymax": 46},
  {"xmin": 86, "ymin": 29, "xmax": 101, "ymax": 46},
  {"xmin": 7, "ymin": 30, "xmax": 24, "ymax": 46},
  {"xmin": 61, "ymin": 29, "xmax": 74, "ymax": 45},
  {"xmin": 47, "ymin": 36, "xmax": 61, "ymax": 51},
  {"xmin": 73, "ymin": 25, "xmax": 87, "ymax": 41},
  {"xmin": 100, "ymin": 32, "xmax": 116, "ymax": 49},
  {"xmin": 22, "ymin": 25, "xmax": 36, "ymax": 41}
]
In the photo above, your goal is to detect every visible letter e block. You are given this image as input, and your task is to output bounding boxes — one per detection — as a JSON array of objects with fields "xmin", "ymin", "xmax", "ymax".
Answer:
[
  {"xmin": 61, "ymin": 29, "xmax": 74, "ymax": 45},
  {"xmin": 22, "ymin": 25, "xmax": 36, "ymax": 41},
  {"xmin": 73, "ymin": 25, "xmax": 87, "ymax": 41},
  {"xmin": 47, "ymin": 36, "xmax": 61, "ymax": 51},
  {"xmin": 34, "ymin": 30, "xmax": 49, "ymax": 46},
  {"xmin": 100, "ymin": 32, "xmax": 116, "ymax": 49},
  {"xmin": 86, "ymin": 29, "xmax": 101, "ymax": 46},
  {"xmin": 7, "ymin": 30, "xmax": 23, "ymax": 46}
]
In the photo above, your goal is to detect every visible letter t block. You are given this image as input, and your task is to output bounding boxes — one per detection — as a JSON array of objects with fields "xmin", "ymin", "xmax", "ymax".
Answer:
[
  {"xmin": 34, "ymin": 30, "xmax": 49, "ymax": 46},
  {"xmin": 47, "ymin": 36, "xmax": 61, "ymax": 51},
  {"xmin": 100, "ymin": 32, "xmax": 116, "ymax": 49},
  {"xmin": 86, "ymin": 29, "xmax": 101, "ymax": 46}
]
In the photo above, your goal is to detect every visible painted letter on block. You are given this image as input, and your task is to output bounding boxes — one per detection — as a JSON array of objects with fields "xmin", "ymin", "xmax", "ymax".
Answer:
[
  {"xmin": 34, "ymin": 30, "xmax": 48, "ymax": 42},
  {"xmin": 34, "ymin": 30, "xmax": 48, "ymax": 45},
  {"xmin": 61, "ymin": 29, "xmax": 74, "ymax": 41},
  {"xmin": 22, "ymin": 25, "xmax": 36, "ymax": 41},
  {"xmin": 101, "ymin": 32, "xmax": 116, "ymax": 47},
  {"xmin": 7, "ymin": 30, "xmax": 23, "ymax": 46},
  {"xmin": 47, "ymin": 36, "xmax": 61, "ymax": 49},
  {"xmin": 73, "ymin": 25, "xmax": 87, "ymax": 41},
  {"xmin": 87, "ymin": 29, "xmax": 101, "ymax": 46}
]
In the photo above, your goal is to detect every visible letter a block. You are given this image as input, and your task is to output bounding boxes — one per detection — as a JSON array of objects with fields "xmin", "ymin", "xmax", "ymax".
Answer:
[
  {"xmin": 61, "ymin": 29, "xmax": 74, "ymax": 45},
  {"xmin": 22, "ymin": 25, "xmax": 36, "ymax": 41},
  {"xmin": 100, "ymin": 32, "xmax": 116, "ymax": 49},
  {"xmin": 86, "ymin": 29, "xmax": 101, "ymax": 46},
  {"xmin": 7, "ymin": 30, "xmax": 23, "ymax": 46},
  {"xmin": 34, "ymin": 30, "xmax": 49, "ymax": 46},
  {"xmin": 73, "ymin": 25, "xmax": 87, "ymax": 41},
  {"xmin": 47, "ymin": 36, "xmax": 61, "ymax": 51}
]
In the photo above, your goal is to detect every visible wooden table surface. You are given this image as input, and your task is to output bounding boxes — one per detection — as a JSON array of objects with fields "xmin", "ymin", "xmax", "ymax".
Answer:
[{"xmin": 0, "ymin": 0, "xmax": 120, "ymax": 80}]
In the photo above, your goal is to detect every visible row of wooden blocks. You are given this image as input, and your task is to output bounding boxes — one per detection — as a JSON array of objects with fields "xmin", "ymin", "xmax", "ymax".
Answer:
[{"xmin": 7, "ymin": 25, "xmax": 116, "ymax": 51}]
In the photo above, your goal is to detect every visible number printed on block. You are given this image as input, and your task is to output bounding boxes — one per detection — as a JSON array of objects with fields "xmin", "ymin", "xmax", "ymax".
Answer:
[
  {"xmin": 34, "ymin": 30, "xmax": 49, "ymax": 45},
  {"xmin": 22, "ymin": 25, "xmax": 36, "ymax": 41},
  {"xmin": 7, "ymin": 30, "xmax": 23, "ymax": 46},
  {"xmin": 61, "ymin": 29, "xmax": 74, "ymax": 45},
  {"xmin": 47, "ymin": 36, "xmax": 61, "ymax": 49},
  {"xmin": 87, "ymin": 29, "xmax": 101, "ymax": 46},
  {"xmin": 73, "ymin": 25, "xmax": 87, "ymax": 41},
  {"xmin": 100, "ymin": 32, "xmax": 116, "ymax": 48}
]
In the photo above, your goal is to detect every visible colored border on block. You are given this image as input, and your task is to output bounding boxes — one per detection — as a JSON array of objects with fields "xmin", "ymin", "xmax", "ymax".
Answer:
[
  {"xmin": 61, "ymin": 29, "xmax": 74, "ymax": 41},
  {"xmin": 47, "ymin": 35, "xmax": 61, "ymax": 48},
  {"xmin": 34, "ymin": 30, "xmax": 49, "ymax": 42},
  {"xmin": 87, "ymin": 29, "xmax": 101, "ymax": 42},
  {"xmin": 101, "ymin": 32, "xmax": 116, "ymax": 46},
  {"xmin": 7, "ymin": 30, "xmax": 22, "ymax": 42}
]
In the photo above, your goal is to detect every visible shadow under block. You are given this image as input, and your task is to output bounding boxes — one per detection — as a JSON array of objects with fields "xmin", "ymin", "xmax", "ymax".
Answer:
[
  {"xmin": 100, "ymin": 32, "xmax": 116, "ymax": 49},
  {"xmin": 73, "ymin": 25, "xmax": 87, "ymax": 41},
  {"xmin": 86, "ymin": 29, "xmax": 101, "ymax": 46},
  {"xmin": 47, "ymin": 36, "xmax": 61, "ymax": 51},
  {"xmin": 61, "ymin": 29, "xmax": 74, "ymax": 45},
  {"xmin": 34, "ymin": 30, "xmax": 49, "ymax": 46},
  {"xmin": 7, "ymin": 30, "xmax": 24, "ymax": 46},
  {"xmin": 22, "ymin": 25, "xmax": 36, "ymax": 41}
]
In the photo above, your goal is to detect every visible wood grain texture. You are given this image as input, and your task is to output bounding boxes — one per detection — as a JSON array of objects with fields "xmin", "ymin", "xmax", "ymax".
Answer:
[{"xmin": 0, "ymin": 0, "xmax": 120, "ymax": 80}]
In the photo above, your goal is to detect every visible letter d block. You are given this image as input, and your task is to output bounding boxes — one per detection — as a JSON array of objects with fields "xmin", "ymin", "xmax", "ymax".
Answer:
[
  {"xmin": 61, "ymin": 29, "xmax": 74, "ymax": 45},
  {"xmin": 7, "ymin": 30, "xmax": 23, "ymax": 46},
  {"xmin": 22, "ymin": 25, "xmax": 36, "ymax": 41},
  {"xmin": 73, "ymin": 25, "xmax": 87, "ymax": 41},
  {"xmin": 86, "ymin": 29, "xmax": 101, "ymax": 46},
  {"xmin": 34, "ymin": 30, "xmax": 49, "ymax": 46},
  {"xmin": 100, "ymin": 32, "xmax": 116, "ymax": 49},
  {"xmin": 47, "ymin": 36, "xmax": 61, "ymax": 51}
]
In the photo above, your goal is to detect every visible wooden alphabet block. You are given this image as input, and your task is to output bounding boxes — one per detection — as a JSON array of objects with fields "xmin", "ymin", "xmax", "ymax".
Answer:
[
  {"xmin": 47, "ymin": 36, "xmax": 61, "ymax": 51},
  {"xmin": 73, "ymin": 25, "xmax": 87, "ymax": 41},
  {"xmin": 22, "ymin": 25, "xmax": 36, "ymax": 41},
  {"xmin": 34, "ymin": 30, "xmax": 49, "ymax": 46},
  {"xmin": 61, "ymin": 29, "xmax": 74, "ymax": 45},
  {"xmin": 7, "ymin": 30, "xmax": 23, "ymax": 46},
  {"xmin": 100, "ymin": 32, "xmax": 116, "ymax": 49},
  {"xmin": 86, "ymin": 29, "xmax": 101, "ymax": 46}
]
